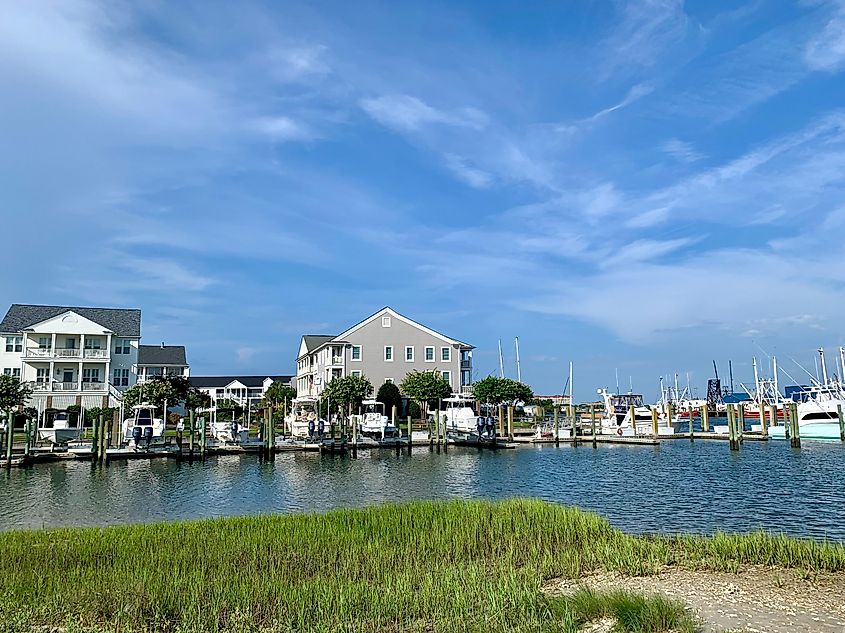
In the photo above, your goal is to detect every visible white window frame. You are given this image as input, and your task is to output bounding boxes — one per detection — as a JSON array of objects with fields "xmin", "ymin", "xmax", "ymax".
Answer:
[
  {"xmin": 5, "ymin": 336, "xmax": 22, "ymax": 353},
  {"xmin": 351, "ymin": 345, "xmax": 362, "ymax": 361},
  {"xmin": 441, "ymin": 347, "xmax": 451, "ymax": 362},
  {"xmin": 115, "ymin": 339, "xmax": 131, "ymax": 354},
  {"xmin": 384, "ymin": 345, "xmax": 394, "ymax": 362},
  {"xmin": 351, "ymin": 370, "xmax": 362, "ymax": 378},
  {"xmin": 441, "ymin": 370, "xmax": 451, "ymax": 385},
  {"xmin": 405, "ymin": 346, "xmax": 414, "ymax": 362},
  {"xmin": 84, "ymin": 338, "xmax": 101, "ymax": 350},
  {"xmin": 38, "ymin": 336, "xmax": 51, "ymax": 350},
  {"xmin": 424, "ymin": 346, "xmax": 435, "ymax": 362},
  {"xmin": 36, "ymin": 368, "xmax": 48, "ymax": 383},
  {"xmin": 382, "ymin": 316, "xmax": 391, "ymax": 327}
]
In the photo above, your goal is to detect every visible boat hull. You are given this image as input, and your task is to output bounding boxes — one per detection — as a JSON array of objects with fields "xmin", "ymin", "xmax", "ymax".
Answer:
[{"xmin": 768, "ymin": 423, "xmax": 844, "ymax": 441}]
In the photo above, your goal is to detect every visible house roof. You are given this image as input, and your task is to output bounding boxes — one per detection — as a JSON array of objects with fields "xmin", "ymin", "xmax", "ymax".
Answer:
[
  {"xmin": 301, "ymin": 335, "xmax": 336, "ymax": 353},
  {"xmin": 138, "ymin": 345, "xmax": 188, "ymax": 366},
  {"xmin": 189, "ymin": 375, "xmax": 293, "ymax": 389},
  {"xmin": 334, "ymin": 306, "xmax": 474, "ymax": 348},
  {"xmin": 0, "ymin": 304, "xmax": 141, "ymax": 337}
]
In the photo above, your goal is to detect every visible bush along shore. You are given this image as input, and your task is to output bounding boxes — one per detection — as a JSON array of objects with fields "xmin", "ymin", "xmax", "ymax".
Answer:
[{"xmin": 1, "ymin": 499, "xmax": 844, "ymax": 632}]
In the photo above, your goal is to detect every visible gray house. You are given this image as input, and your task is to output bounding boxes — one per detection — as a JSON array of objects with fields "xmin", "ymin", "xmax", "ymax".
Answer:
[
  {"xmin": 136, "ymin": 344, "xmax": 189, "ymax": 383},
  {"xmin": 296, "ymin": 307, "xmax": 473, "ymax": 397}
]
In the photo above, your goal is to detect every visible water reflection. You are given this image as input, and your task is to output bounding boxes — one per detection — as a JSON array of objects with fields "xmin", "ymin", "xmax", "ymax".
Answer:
[{"xmin": 1, "ymin": 441, "xmax": 843, "ymax": 539}]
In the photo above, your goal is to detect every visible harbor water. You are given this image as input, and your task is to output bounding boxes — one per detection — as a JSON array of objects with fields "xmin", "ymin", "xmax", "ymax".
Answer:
[{"xmin": 1, "ymin": 440, "xmax": 843, "ymax": 539}]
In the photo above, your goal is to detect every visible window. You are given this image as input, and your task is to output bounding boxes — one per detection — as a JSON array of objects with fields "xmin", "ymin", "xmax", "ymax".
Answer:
[
  {"xmin": 38, "ymin": 336, "xmax": 51, "ymax": 350},
  {"xmin": 216, "ymin": 388, "xmax": 224, "ymax": 397},
  {"xmin": 82, "ymin": 368, "xmax": 100, "ymax": 383},
  {"xmin": 384, "ymin": 345, "xmax": 393, "ymax": 361},
  {"xmin": 3, "ymin": 368, "xmax": 20, "ymax": 377},
  {"xmin": 36, "ymin": 368, "xmax": 49, "ymax": 383},
  {"xmin": 441, "ymin": 370, "xmax": 451, "ymax": 385},
  {"xmin": 351, "ymin": 345, "xmax": 362, "ymax": 361},
  {"xmin": 113, "ymin": 369, "xmax": 129, "ymax": 387},
  {"xmin": 441, "ymin": 347, "xmax": 451, "ymax": 362},
  {"xmin": 5, "ymin": 337, "xmax": 21, "ymax": 353},
  {"xmin": 424, "ymin": 346, "xmax": 435, "ymax": 362},
  {"xmin": 84, "ymin": 338, "xmax": 101, "ymax": 349},
  {"xmin": 115, "ymin": 339, "xmax": 131, "ymax": 354},
  {"xmin": 405, "ymin": 346, "xmax": 414, "ymax": 362},
  {"xmin": 351, "ymin": 370, "xmax": 362, "ymax": 378},
  {"xmin": 64, "ymin": 338, "xmax": 76, "ymax": 349},
  {"xmin": 382, "ymin": 316, "xmax": 391, "ymax": 327}
]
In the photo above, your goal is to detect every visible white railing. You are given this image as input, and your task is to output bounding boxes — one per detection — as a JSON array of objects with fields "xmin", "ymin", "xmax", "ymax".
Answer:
[
  {"xmin": 31, "ymin": 381, "xmax": 51, "ymax": 391},
  {"xmin": 55, "ymin": 382, "xmax": 78, "ymax": 391},
  {"xmin": 83, "ymin": 348, "xmax": 109, "ymax": 359},
  {"xmin": 55, "ymin": 348, "xmax": 82, "ymax": 358},
  {"xmin": 82, "ymin": 382, "xmax": 106, "ymax": 391},
  {"xmin": 24, "ymin": 348, "xmax": 52, "ymax": 358}
]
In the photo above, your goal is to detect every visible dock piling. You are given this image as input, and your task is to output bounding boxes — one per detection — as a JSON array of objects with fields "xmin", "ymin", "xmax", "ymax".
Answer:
[
  {"xmin": 838, "ymin": 404, "xmax": 844, "ymax": 442},
  {"xmin": 728, "ymin": 405, "xmax": 740, "ymax": 451},
  {"xmin": 688, "ymin": 407, "xmax": 694, "ymax": 440},
  {"xmin": 553, "ymin": 405, "xmax": 559, "ymax": 447},
  {"xmin": 702, "ymin": 406, "xmax": 710, "ymax": 433},
  {"xmin": 790, "ymin": 403, "xmax": 801, "ymax": 449},
  {"xmin": 407, "ymin": 415, "xmax": 412, "ymax": 455},
  {"xmin": 200, "ymin": 416, "xmax": 206, "ymax": 460},
  {"xmin": 628, "ymin": 404, "xmax": 636, "ymax": 436},
  {"xmin": 507, "ymin": 406, "xmax": 514, "ymax": 442},
  {"xmin": 590, "ymin": 404, "xmax": 597, "ymax": 447},
  {"xmin": 188, "ymin": 410, "xmax": 195, "ymax": 459},
  {"xmin": 651, "ymin": 407, "xmax": 658, "ymax": 438},
  {"xmin": 5, "ymin": 411, "xmax": 13, "ymax": 467}
]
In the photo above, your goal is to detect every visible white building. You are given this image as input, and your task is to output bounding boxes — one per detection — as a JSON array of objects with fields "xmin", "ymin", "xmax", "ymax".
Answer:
[
  {"xmin": 136, "ymin": 344, "xmax": 189, "ymax": 383},
  {"xmin": 189, "ymin": 375, "xmax": 293, "ymax": 407},
  {"xmin": 0, "ymin": 304, "xmax": 141, "ymax": 409}
]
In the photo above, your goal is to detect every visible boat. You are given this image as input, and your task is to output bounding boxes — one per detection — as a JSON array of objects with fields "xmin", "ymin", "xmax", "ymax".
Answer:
[
  {"xmin": 597, "ymin": 389, "xmax": 675, "ymax": 436},
  {"xmin": 437, "ymin": 394, "xmax": 496, "ymax": 441},
  {"xmin": 768, "ymin": 384, "xmax": 845, "ymax": 440},
  {"xmin": 38, "ymin": 409, "xmax": 78, "ymax": 445},
  {"xmin": 533, "ymin": 417, "xmax": 572, "ymax": 440},
  {"xmin": 122, "ymin": 404, "xmax": 165, "ymax": 448},
  {"xmin": 285, "ymin": 397, "xmax": 325, "ymax": 439},
  {"xmin": 210, "ymin": 413, "xmax": 249, "ymax": 443},
  {"xmin": 352, "ymin": 400, "xmax": 398, "ymax": 441}
]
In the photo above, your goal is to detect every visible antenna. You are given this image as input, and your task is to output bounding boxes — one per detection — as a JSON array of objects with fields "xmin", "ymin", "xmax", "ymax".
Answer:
[
  {"xmin": 819, "ymin": 348, "xmax": 829, "ymax": 385},
  {"xmin": 515, "ymin": 337, "xmax": 522, "ymax": 383},
  {"xmin": 615, "ymin": 368, "xmax": 619, "ymax": 395}
]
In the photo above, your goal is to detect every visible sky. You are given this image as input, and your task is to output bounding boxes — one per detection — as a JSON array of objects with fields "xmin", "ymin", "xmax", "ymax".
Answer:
[{"xmin": 2, "ymin": 0, "xmax": 845, "ymax": 400}]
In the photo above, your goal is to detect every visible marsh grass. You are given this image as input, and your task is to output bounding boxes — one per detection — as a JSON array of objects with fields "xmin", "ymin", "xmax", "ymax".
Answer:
[
  {"xmin": 0, "ymin": 499, "xmax": 842, "ymax": 632},
  {"xmin": 550, "ymin": 588, "xmax": 697, "ymax": 632}
]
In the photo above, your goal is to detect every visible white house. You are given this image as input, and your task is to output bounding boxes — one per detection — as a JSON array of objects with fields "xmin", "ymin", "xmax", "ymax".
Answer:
[
  {"xmin": 0, "ymin": 304, "xmax": 141, "ymax": 409},
  {"xmin": 137, "ymin": 344, "xmax": 189, "ymax": 383},
  {"xmin": 189, "ymin": 375, "xmax": 293, "ymax": 407}
]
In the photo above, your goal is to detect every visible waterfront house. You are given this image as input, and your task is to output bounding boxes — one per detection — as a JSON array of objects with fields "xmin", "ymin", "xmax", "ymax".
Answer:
[
  {"xmin": 295, "ymin": 307, "xmax": 474, "ymax": 397},
  {"xmin": 0, "ymin": 304, "xmax": 141, "ymax": 409},
  {"xmin": 189, "ymin": 375, "xmax": 293, "ymax": 407},
  {"xmin": 137, "ymin": 344, "xmax": 189, "ymax": 383}
]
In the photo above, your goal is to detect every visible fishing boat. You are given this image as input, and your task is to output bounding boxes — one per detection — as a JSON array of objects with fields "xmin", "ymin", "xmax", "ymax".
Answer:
[
  {"xmin": 597, "ymin": 389, "xmax": 675, "ymax": 436},
  {"xmin": 38, "ymin": 409, "xmax": 78, "ymax": 445},
  {"xmin": 285, "ymin": 397, "xmax": 325, "ymax": 439},
  {"xmin": 210, "ymin": 414, "xmax": 249, "ymax": 443},
  {"xmin": 122, "ymin": 404, "xmax": 165, "ymax": 448},
  {"xmin": 768, "ymin": 384, "xmax": 845, "ymax": 440},
  {"xmin": 437, "ymin": 394, "xmax": 496, "ymax": 441},
  {"xmin": 352, "ymin": 400, "xmax": 398, "ymax": 442}
]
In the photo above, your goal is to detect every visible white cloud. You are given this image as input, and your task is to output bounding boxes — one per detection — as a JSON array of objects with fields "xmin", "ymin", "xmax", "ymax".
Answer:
[
  {"xmin": 360, "ymin": 94, "xmax": 487, "ymax": 132},
  {"xmin": 804, "ymin": 1, "xmax": 845, "ymax": 71},
  {"xmin": 589, "ymin": 83, "xmax": 654, "ymax": 120},
  {"xmin": 250, "ymin": 116, "xmax": 314, "ymax": 141},
  {"xmin": 443, "ymin": 154, "xmax": 493, "ymax": 188},
  {"xmin": 660, "ymin": 138, "xmax": 703, "ymax": 163},
  {"xmin": 627, "ymin": 206, "xmax": 670, "ymax": 228}
]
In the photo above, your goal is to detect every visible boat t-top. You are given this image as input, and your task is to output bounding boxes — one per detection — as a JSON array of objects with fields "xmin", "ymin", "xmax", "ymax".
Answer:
[
  {"xmin": 38, "ymin": 409, "xmax": 79, "ymax": 445},
  {"xmin": 122, "ymin": 404, "xmax": 165, "ymax": 448},
  {"xmin": 285, "ymin": 397, "xmax": 325, "ymax": 439},
  {"xmin": 210, "ymin": 408, "xmax": 250, "ymax": 444},
  {"xmin": 353, "ymin": 399, "xmax": 398, "ymax": 440},
  {"xmin": 597, "ymin": 388, "xmax": 674, "ymax": 436}
]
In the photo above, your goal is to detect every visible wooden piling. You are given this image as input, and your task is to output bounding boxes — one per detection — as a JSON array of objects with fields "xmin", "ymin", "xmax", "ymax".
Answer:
[
  {"xmin": 553, "ymin": 405, "xmax": 560, "ymax": 447},
  {"xmin": 666, "ymin": 402, "xmax": 673, "ymax": 433},
  {"xmin": 23, "ymin": 416, "xmax": 31, "ymax": 458},
  {"xmin": 838, "ymin": 404, "xmax": 844, "ymax": 442},
  {"xmin": 651, "ymin": 407, "xmax": 658, "ymax": 438},
  {"xmin": 352, "ymin": 407, "xmax": 359, "ymax": 458},
  {"xmin": 728, "ymin": 405, "xmax": 739, "ymax": 451},
  {"xmin": 498, "ymin": 405, "xmax": 504, "ymax": 437},
  {"xmin": 590, "ymin": 404, "xmax": 597, "ymax": 447},
  {"xmin": 790, "ymin": 403, "xmax": 801, "ymax": 449},
  {"xmin": 688, "ymin": 407, "xmax": 694, "ymax": 440},
  {"xmin": 5, "ymin": 411, "xmax": 13, "ymax": 467},
  {"xmin": 199, "ymin": 415, "xmax": 206, "ymax": 459},
  {"xmin": 628, "ymin": 404, "xmax": 636, "ymax": 436},
  {"xmin": 407, "ymin": 415, "xmax": 412, "ymax": 454},
  {"xmin": 702, "ymin": 406, "xmax": 710, "ymax": 433},
  {"xmin": 91, "ymin": 410, "xmax": 99, "ymax": 458},
  {"xmin": 738, "ymin": 404, "xmax": 746, "ymax": 439},
  {"xmin": 507, "ymin": 406, "xmax": 514, "ymax": 442},
  {"xmin": 188, "ymin": 410, "xmax": 195, "ymax": 458}
]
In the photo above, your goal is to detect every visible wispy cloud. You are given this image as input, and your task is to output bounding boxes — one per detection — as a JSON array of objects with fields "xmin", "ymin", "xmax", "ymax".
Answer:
[
  {"xmin": 804, "ymin": 0, "xmax": 845, "ymax": 71},
  {"xmin": 660, "ymin": 138, "xmax": 704, "ymax": 163},
  {"xmin": 360, "ymin": 94, "xmax": 487, "ymax": 132},
  {"xmin": 443, "ymin": 154, "xmax": 494, "ymax": 188}
]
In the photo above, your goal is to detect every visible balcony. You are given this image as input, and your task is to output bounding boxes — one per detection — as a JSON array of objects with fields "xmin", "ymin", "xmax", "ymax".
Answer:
[
  {"xmin": 23, "ymin": 347, "xmax": 110, "ymax": 361},
  {"xmin": 460, "ymin": 360, "xmax": 472, "ymax": 370},
  {"xmin": 29, "ymin": 381, "xmax": 107, "ymax": 393},
  {"xmin": 82, "ymin": 382, "xmax": 106, "ymax": 391},
  {"xmin": 83, "ymin": 349, "xmax": 109, "ymax": 359}
]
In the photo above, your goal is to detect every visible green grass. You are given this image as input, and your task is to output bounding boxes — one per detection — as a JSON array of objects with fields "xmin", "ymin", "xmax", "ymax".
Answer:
[{"xmin": 0, "ymin": 499, "xmax": 843, "ymax": 632}]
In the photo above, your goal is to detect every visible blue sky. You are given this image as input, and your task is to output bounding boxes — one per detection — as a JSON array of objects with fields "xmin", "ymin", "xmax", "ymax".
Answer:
[{"xmin": 2, "ymin": 0, "xmax": 845, "ymax": 399}]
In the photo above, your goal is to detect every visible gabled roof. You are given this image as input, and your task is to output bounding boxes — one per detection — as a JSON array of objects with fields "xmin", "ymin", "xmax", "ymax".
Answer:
[
  {"xmin": 0, "ymin": 304, "xmax": 141, "ymax": 337},
  {"xmin": 334, "ymin": 307, "xmax": 473, "ymax": 348},
  {"xmin": 189, "ymin": 375, "xmax": 293, "ymax": 389},
  {"xmin": 301, "ymin": 335, "xmax": 336, "ymax": 353},
  {"xmin": 138, "ymin": 345, "xmax": 188, "ymax": 366}
]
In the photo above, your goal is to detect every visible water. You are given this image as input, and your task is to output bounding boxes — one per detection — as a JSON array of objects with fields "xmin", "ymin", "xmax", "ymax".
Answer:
[{"xmin": 1, "ymin": 441, "xmax": 843, "ymax": 539}]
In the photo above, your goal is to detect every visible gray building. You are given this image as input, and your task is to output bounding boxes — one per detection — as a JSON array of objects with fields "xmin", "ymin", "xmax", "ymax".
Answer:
[
  {"xmin": 137, "ymin": 344, "xmax": 189, "ymax": 383},
  {"xmin": 296, "ymin": 307, "xmax": 473, "ymax": 397}
]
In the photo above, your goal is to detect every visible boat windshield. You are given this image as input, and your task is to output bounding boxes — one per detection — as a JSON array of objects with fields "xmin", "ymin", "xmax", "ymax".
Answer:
[
  {"xmin": 136, "ymin": 409, "xmax": 154, "ymax": 425},
  {"xmin": 610, "ymin": 394, "xmax": 644, "ymax": 407}
]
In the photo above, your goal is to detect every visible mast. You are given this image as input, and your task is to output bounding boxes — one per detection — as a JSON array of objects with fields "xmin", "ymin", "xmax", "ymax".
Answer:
[
  {"xmin": 728, "ymin": 361, "xmax": 734, "ymax": 394},
  {"xmin": 773, "ymin": 356, "xmax": 779, "ymax": 399},
  {"xmin": 498, "ymin": 340, "xmax": 505, "ymax": 378},
  {"xmin": 515, "ymin": 337, "xmax": 521, "ymax": 383},
  {"xmin": 752, "ymin": 357, "xmax": 761, "ymax": 405},
  {"xmin": 819, "ymin": 347, "xmax": 829, "ymax": 386},
  {"xmin": 673, "ymin": 373, "xmax": 679, "ymax": 403},
  {"xmin": 659, "ymin": 375, "xmax": 665, "ymax": 406},
  {"xmin": 615, "ymin": 368, "xmax": 619, "ymax": 395},
  {"xmin": 569, "ymin": 361, "xmax": 574, "ymax": 409},
  {"xmin": 839, "ymin": 347, "xmax": 845, "ymax": 385}
]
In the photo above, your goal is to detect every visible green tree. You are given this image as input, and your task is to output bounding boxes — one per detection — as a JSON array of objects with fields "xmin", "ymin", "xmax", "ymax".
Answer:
[
  {"xmin": 84, "ymin": 406, "xmax": 116, "ymax": 425},
  {"xmin": 184, "ymin": 387, "xmax": 211, "ymax": 412},
  {"xmin": 122, "ymin": 376, "xmax": 192, "ymax": 414},
  {"xmin": 376, "ymin": 381, "xmax": 403, "ymax": 417},
  {"xmin": 215, "ymin": 398, "xmax": 244, "ymax": 420},
  {"xmin": 263, "ymin": 381, "xmax": 296, "ymax": 407},
  {"xmin": 472, "ymin": 376, "xmax": 533, "ymax": 406},
  {"xmin": 322, "ymin": 375, "xmax": 373, "ymax": 414},
  {"xmin": 400, "ymin": 370, "xmax": 451, "ymax": 422},
  {"xmin": 0, "ymin": 374, "xmax": 32, "ymax": 418}
]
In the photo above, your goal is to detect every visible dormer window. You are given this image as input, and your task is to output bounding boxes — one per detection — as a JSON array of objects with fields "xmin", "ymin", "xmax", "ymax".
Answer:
[{"xmin": 382, "ymin": 315, "xmax": 391, "ymax": 327}]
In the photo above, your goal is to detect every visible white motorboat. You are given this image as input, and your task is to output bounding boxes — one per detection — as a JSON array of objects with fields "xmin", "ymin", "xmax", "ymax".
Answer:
[
  {"xmin": 769, "ymin": 385, "xmax": 845, "ymax": 440},
  {"xmin": 122, "ymin": 404, "xmax": 165, "ymax": 447},
  {"xmin": 285, "ymin": 397, "xmax": 325, "ymax": 439},
  {"xmin": 38, "ymin": 410, "xmax": 79, "ymax": 445},
  {"xmin": 352, "ymin": 400, "xmax": 398, "ymax": 441},
  {"xmin": 597, "ymin": 389, "xmax": 675, "ymax": 436},
  {"xmin": 210, "ymin": 414, "xmax": 249, "ymax": 443},
  {"xmin": 437, "ymin": 394, "xmax": 496, "ymax": 440}
]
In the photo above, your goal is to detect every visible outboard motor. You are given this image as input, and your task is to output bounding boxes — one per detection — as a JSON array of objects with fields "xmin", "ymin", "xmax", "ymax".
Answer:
[
  {"xmin": 476, "ymin": 417, "xmax": 484, "ymax": 436},
  {"xmin": 318, "ymin": 419, "xmax": 325, "ymax": 437},
  {"xmin": 143, "ymin": 425, "xmax": 153, "ymax": 446},
  {"xmin": 232, "ymin": 421, "xmax": 239, "ymax": 437},
  {"xmin": 132, "ymin": 426, "xmax": 142, "ymax": 445},
  {"xmin": 308, "ymin": 419, "xmax": 315, "ymax": 439},
  {"xmin": 485, "ymin": 417, "xmax": 495, "ymax": 438}
]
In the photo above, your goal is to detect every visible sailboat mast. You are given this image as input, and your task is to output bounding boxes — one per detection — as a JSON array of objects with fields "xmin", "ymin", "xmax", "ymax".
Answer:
[
  {"xmin": 729, "ymin": 361, "xmax": 734, "ymax": 393},
  {"xmin": 498, "ymin": 340, "xmax": 505, "ymax": 378},
  {"xmin": 569, "ymin": 361, "xmax": 574, "ymax": 408},
  {"xmin": 515, "ymin": 337, "xmax": 521, "ymax": 383},
  {"xmin": 752, "ymin": 357, "xmax": 761, "ymax": 405},
  {"xmin": 773, "ymin": 356, "xmax": 779, "ymax": 398}
]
